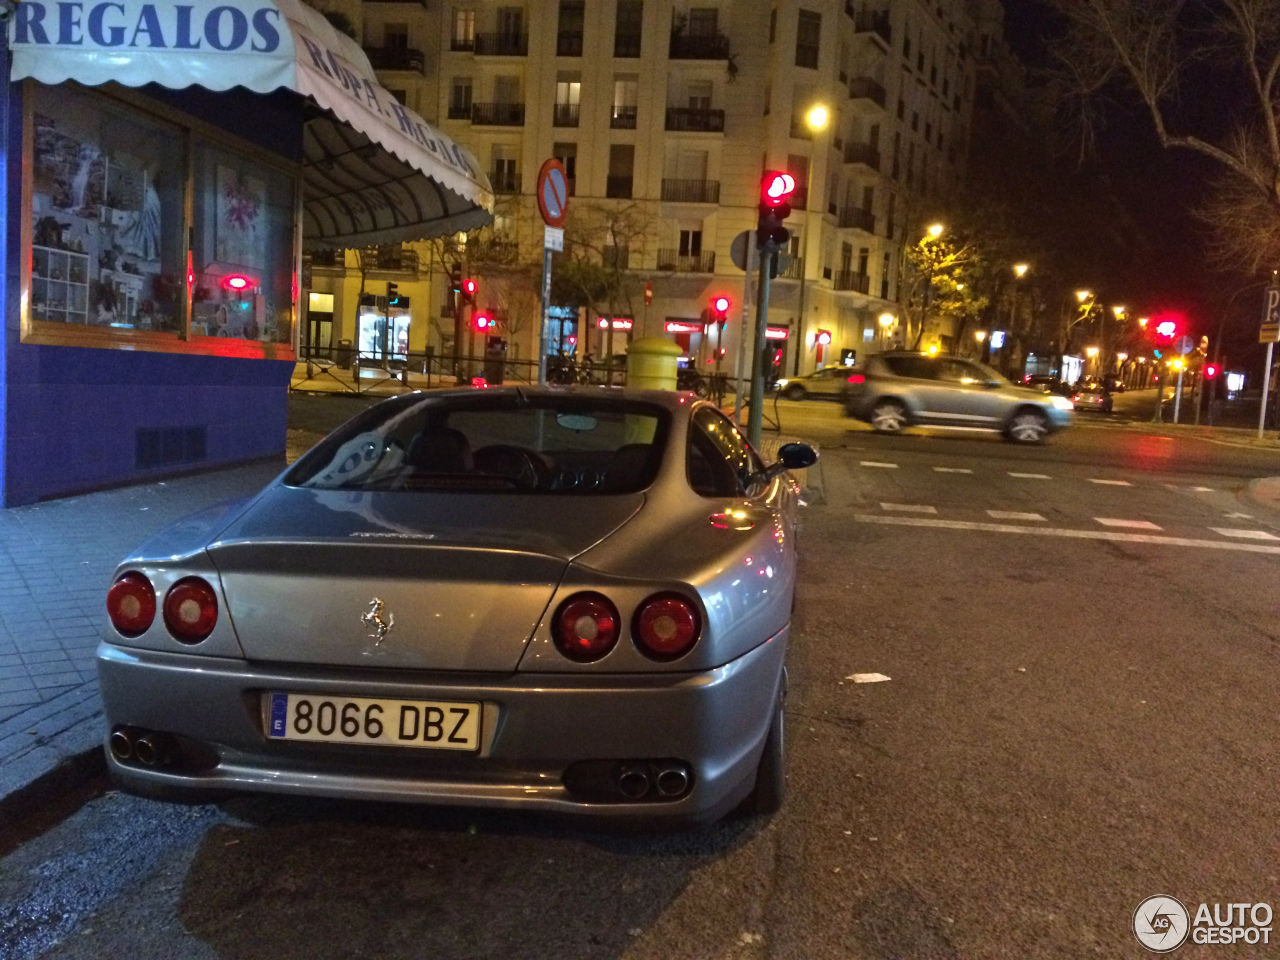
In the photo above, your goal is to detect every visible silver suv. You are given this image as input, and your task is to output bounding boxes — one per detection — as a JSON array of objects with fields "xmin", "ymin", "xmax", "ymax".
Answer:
[{"xmin": 843, "ymin": 352, "xmax": 1074, "ymax": 443}]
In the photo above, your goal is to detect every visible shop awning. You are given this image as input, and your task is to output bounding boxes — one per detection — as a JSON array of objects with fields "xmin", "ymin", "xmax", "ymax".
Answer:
[{"xmin": 8, "ymin": 0, "xmax": 493, "ymax": 248}]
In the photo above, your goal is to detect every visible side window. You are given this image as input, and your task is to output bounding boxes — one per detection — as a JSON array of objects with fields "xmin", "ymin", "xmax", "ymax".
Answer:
[
  {"xmin": 938, "ymin": 359, "xmax": 976, "ymax": 382},
  {"xmin": 885, "ymin": 356, "xmax": 938, "ymax": 380},
  {"xmin": 687, "ymin": 408, "xmax": 762, "ymax": 497}
]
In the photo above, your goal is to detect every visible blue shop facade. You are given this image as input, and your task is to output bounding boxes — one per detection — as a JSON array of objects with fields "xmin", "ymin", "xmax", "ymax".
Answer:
[{"xmin": 3, "ymin": 0, "xmax": 492, "ymax": 505}]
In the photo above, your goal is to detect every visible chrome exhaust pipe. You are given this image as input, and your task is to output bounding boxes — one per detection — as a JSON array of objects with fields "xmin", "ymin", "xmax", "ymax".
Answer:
[
  {"xmin": 109, "ymin": 728, "xmax": 134, "ymax": 762},
  {"xmin": 655, "ymin": 764, "xmax": 690, "ymax": 798},
  {"xmin": 617, "ymin": 765, "xmax": 650, "ymax": 800},
  {"xmin": 133, "ymin": 732, "xmax": 163, "ymax": 766}
]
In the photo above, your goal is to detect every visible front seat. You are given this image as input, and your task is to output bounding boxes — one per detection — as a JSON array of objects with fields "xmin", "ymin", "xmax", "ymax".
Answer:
[{"xmin": 405, "ymin": 427, "xmax": 474, "ymax": 473}]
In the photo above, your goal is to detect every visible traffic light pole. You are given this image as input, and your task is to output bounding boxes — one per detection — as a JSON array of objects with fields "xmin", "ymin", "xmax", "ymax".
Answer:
[
  {"xmin": 733, "ymin": 232, "xmax": 756, "ymax": 425},
  {"xmin": 747, "ymin": 246, "xmax": 774, "ymax": 449}
]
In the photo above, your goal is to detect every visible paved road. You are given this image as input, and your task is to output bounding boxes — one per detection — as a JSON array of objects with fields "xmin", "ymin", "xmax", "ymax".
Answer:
[{"xmin": 2, "ymin": 412, "xmax": 1279, "ymax": 959}]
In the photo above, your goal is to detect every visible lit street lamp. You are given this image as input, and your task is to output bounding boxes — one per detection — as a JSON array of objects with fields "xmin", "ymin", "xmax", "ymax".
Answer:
[
  {"xmin": 806, "ymin": 104, "xmax": 829, "ymax": 131},
  {"xmin": 1014, "ymin": 263, "xmax": 1029, "ymax": 278},
  {"xmin": 928, "ymin": 223, "xmax": 944, "ymax": 238}
]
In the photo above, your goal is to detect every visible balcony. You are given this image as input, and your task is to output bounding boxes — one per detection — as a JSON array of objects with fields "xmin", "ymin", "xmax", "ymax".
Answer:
[
  {"xmin": 838, "ymin": 207, "xmax": 876, "ymax": 232},
  {"xmin": 360, "ymin": 245, "xmax": 419, "ymax": 275},
  {"xmin": 661, "ymin": 179, "xmax": 721, "ymax": 203},
  {"xmin": 833, "ymin": 270, "xmax": 871, "ymax": 293},
  {"xmin": 366, "ymin": 0, "xmax": 428, "ymax": 6},
  {"xmin": 657, "ymin": 250, "xmax": 716, "ymax": 273},
  {"xmin": 611, "ymin": 106, "xmax": 638, "ymax": 129},
  {"xmin": 553, "ymin": 103, "xmax": 580, "ymax": 127},
  {"xmin": 362, "ymin": 46, "xmax": 425, "ymax": 73},
  {"xmin": 665, "ymin": 107, "xmax": 725, "ymax": 132},
  {"xmin": 843, "ymin": 141, "xmax": 881, "ymax": 170},
  {"xmin": 614, "ymin": 32, "xmax": 642, "ymax": 57},
  {"xmin": 848, "ymin": 76, "xmax": 887, "ymax": 108},
  {"xmin": 306, "ymin": 249, "xmax": 346, "ymax": 271},
  {"xmin": 850, "ymin": 8, "xmax": 891, "ymax": 47},
  {"xmin": 450, "ymin": 36, "xmax": 474, "ymax": 51},
  {"xmin": 474, "ymin": 32, "xmax": 528, "ymax": 56},
  {"xmin": 669, "ymin": 32, "xmax": 730, "ymax": 59},
  {"xmin": 603, "ymin": 245, "xmax": 630, "ymax": 270},
  {"xmin": 489, "ymin": 171, "xmax": 522, "ymax": 194},
  {"xmin": 776, "ymin": 256, "xmax": 804, "ymax": 280},
  {"xmin": 556, "ymin": 31, "xmax": 583, "ymax": 56},
  {"xmin": 472, "ymin": 102, "xmax": 525, "ymax": 126},
  {"xmin": 447, "ymin": 103, "xmax": 472, "ymax": 120},
  {"xmin": 472, "ymin": 239, "xmax": 521, "ymax": 265},
  {"xmin": 606, "ymin": 175, "xmax": 633, "ymax": 199}
]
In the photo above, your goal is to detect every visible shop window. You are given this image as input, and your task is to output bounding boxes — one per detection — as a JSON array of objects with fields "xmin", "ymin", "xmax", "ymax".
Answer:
[
  {"xmin": 190, "ymin": 140, "xmax": 296, "ymax": 343},
  {"xmin": 30, "ymin": 84, "xmax": 184, "ymax": 332}
]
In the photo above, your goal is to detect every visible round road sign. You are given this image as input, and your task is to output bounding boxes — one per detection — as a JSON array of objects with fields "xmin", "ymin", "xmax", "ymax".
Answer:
[{"xmin": 536, "ymin": 159, "xmax": 569, "ymax": 228}]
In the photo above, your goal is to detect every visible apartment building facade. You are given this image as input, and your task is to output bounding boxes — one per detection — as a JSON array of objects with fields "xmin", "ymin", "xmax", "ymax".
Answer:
[{"xmin": 306, "ymin": 0, "xmax": 990, "ymax": 375}]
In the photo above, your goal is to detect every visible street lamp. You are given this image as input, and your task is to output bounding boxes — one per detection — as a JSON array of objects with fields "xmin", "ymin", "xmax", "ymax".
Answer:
[
  {"xmin": 928, "ymin": 223, "xmax": 944, "ymax": 238},
  {"xmin": 806, "ymin": 104, "xmax": 829, "ymax": 131},
  {"xmin": 1112, "ymin": 305, "xmax": 1126, "ymax": 318},
  {"xmin": 1117, "ymin": 352, "xmax": 1128, "ymax": 361},
  {"xmin": 1013, "ymin": 263, "xmax": 1029, "ymax": 278},
  {"xmin": 1076, "ymin": 289, "xmax": 1093, "ymax": 303},
  {"xmin": 1086, "ymin": 346, "xmax": 1099, "ymax": 358},
  {"xmin": 975, "ymin": 330, "xmax": 987, "ymax": 342},
  {"xmin": 877, "ymin": 312, "xmax": 895, "ymax": 350}
]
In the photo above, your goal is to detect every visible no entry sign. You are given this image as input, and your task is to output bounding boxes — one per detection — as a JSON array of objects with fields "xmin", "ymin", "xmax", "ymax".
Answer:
[{"xmin": 536, "ymin": 159, "xmax": 569, "ymax": 228}]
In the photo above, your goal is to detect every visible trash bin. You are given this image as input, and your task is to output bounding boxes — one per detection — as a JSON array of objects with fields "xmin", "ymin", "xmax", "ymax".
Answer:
[
  {"xmin": 626, "ymin": 338, "xmax": 681, "ymax": 391},
  {"xmin": 336, "ymin": 339, "xmax": 355, "ymax": 370},
  {"xmin": 483, "ymin": 337, "xmax": 507, "ymax": 385}
]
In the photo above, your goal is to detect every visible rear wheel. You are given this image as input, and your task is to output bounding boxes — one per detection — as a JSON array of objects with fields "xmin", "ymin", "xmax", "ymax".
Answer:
[
  {"xmin": 782, "ymin": 384, "xmax": 806, "ymax": 401},
  {"xmin": 745, "ymin": 684, "xmax": 786, "ymax": 815},
  {"xmin": 1006, "ymin": 409, "xmax": 1050, "ymax": 444},
  {"xmin": 870, "ymin": 399, "xmax": 908, "ymax": 433}
]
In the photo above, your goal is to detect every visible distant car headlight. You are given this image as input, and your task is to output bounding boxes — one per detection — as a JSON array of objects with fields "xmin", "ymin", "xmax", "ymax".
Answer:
[
  {"xmin": 1051, "ymin": 396, "xmax": 1075, "ymax": 411},
  {"xmin": 776, "ymin": 379, "xmax": 790, "ymax": 387}
]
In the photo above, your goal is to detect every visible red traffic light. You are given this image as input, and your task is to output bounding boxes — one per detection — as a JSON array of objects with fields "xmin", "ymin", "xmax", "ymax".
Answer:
[
  {"xmin": 1155, "ymin": 319, "xmax": 1177, "ymax": 339},
  {"xmin": 761, "ymin": 171, "xmax": 796, "ymax": 207},
  {"xmin": 1205, "ymin": 364, "xmax": 1218, "ymax": 379},
  {"xmin": 713, "ymin": 296, "xmax": 730, "ymax": 313},
  {"xmin": 472, "ymin": 313, "xmax": 495, "ymax": 332},
  {"xmin": 462, "ymin": 278, "xmax": 478, "ymax": 298}
]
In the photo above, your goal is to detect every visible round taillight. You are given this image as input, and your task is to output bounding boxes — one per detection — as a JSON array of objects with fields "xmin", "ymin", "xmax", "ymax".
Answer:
[
  {"xmin": 553, "ymin": 592, "xmax": 621, "ymax": 662},
  {"xmin": 633, "ymin": 594, "xmax": 701, "ymax": 661},
  {"xmin": 107, "ymin": 572, "xmax": 156, "ymax": 637},
  {"xmin": 847, "ymin": 373, "xmax": 866, "ymax": 384},
  {"xmin": 163, "ymin": 577, "xmax": 219, "ymax": 643}
]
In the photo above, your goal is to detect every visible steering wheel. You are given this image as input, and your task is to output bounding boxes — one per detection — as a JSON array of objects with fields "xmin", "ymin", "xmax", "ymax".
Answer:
[{"xmin": 473, "ymin": 445, "xmax": 551, "ymax": 490}]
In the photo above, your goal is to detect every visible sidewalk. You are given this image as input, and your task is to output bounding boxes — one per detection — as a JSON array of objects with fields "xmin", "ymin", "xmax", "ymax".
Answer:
[{"xmin": 0, "ymin": 459, "xmax": 287, "ymax": 824}]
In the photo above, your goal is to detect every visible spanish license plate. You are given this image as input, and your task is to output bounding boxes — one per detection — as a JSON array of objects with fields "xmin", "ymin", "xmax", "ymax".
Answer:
[{"xmin": 266, "ymin": 692, "xmax": 480, "ymax": 751}]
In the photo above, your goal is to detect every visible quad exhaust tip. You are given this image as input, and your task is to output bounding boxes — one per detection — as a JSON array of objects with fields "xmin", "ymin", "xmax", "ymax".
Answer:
[
  {"xmin": 655, "ymin": 764, "xmax": 690, "ymax": 798},
  {"xmin": 110, "ymin": 726, "xmax": 173, "ymax": 767},
  {"xmin": 109, "ymin": 728, "xmax": 134, "ymax": 761},
  {"xmin": 617, "ymin": 765, "xmax": 651, "ymax": 799}
]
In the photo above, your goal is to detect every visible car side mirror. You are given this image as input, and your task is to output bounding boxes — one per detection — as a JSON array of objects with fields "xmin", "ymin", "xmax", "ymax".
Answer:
[{"xmin": 751, "ymin": 442, "xmax": 819, "ymax": 488}]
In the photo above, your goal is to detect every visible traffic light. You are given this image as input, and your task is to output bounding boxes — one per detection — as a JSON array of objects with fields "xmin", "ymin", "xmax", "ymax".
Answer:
[
  {"xmin": 1204, "ymin": 363, "xmax": 1218, "ymax": 379},
  {"xmin": 756, "ymin": 171, "xmax": 796, "ymax": 252},
  {"xmin": 462, "ymin": 278, "xmax": 478, "ymax": 304},
  {"xmin": 1155, "ymin": 319, "xmax": 1177, "ymax": 339},
  {"xmin": 471, "ymin": 312, "xmax": 495, "ymax": 333},
  {"xmin": 386, "ymin": 282, "xmax": 408, "ymax": 309},
  {"xmin": 709, "ymin": 295, "xmax": 730, "ymax": 325}
]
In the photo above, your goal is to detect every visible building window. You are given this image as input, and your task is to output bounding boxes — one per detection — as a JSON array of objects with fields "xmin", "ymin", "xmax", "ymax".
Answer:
[
  {"xmin": 384, "ymin": 23, "xmax": 409, "ymax": 50},
  {"xmin": 615, "ymin": 0, "xmax": 643, "ymax": 57},
  {"xmin": 881, "ymin": 252, "xmax": 891, "ymax": 300},
  {"xmin": 552, "ymin": 142, "xmax": 578, "ymax": 195},
  {"xmin": 612, "ymin": 76, "xmax": 639, "ymax": 128},
  {"xmin": 452, "ymin": 8, "xmax": 475, "ymax": 49},
  {"xmin": 554, "ymin": 77, "xmax": 581, "ymax": 126},
  {"xmin": 687, "ymin": 80, "xmax": 713, "ymax": 111},
  {"xmin": 557, "ymin": 0, "xmax": 585, "ymax": 56},
  {"xmin": 795, "ymin": 10, "xmax": 820, "ymax": 69},
  {"xmin": 491, "ymin": 148, "xmax": 519, "ymax": 193},
  {"xmin": 607, "ymin": 144, "xmax": 634, "ymax": 198},
  {"xmin": 678, "ymin": 229, "xmax": 703, "ymax": 257},
  {"xmin": 388, "ymin": 89, "xmax": 408, "ymax": 106},
  {"xmin": 769, "ymin": 7, "xmax": 777, "ymax": 43},
  {"xmin": 897, "ymin": 98, "xmax": 905, "ymax": 120},
  {"xmin": 687, "ymin": 8, "xmax": 719, "ymax": 36},
  {"xmin": 886, "ymin": 193, "xmax": 896, "ymax": 239},
  {"xmin": 858, "ymin": 246, "xmax": 869, "ymax": 276},
  {"xmin": 449, "ymin": 78, "xmax": 473, "ymax": 118}
]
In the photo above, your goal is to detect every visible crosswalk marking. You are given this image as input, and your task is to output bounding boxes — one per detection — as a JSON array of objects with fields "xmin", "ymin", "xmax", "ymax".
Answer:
[
  {"xmin": 933, "ymin": 467, "xmax": 973, "ymax": 474},
  {"xmin": 1094, "ymin": 518, "xmax": 1163, "ymax": 530},
  {"xmin": 1192, "ymin": 486, "xmax": 1215, "ymax": 493},
  {"xmin": 1224, "ymin": 512, "xmax": 1253, "ymax": 520},
  {"xmin": 860, "ymin": 461, "xmax": 898, "ymax": 469},
  {"xmin": 1089, "ymin": 479, "xmax": 1132, "ymax": 486},
  {"xmin": 1008, "ymin": 472, "xmax": 1051, "ymax": 479},
  {"xmin": 1210, "ymin": 528, "xmax": 1280, "ymax": 541},
  {"xmin": 987, "ymin": 511, "xmax": 1046, "ymax": 522},
  {"xmin": 853, "ymin": 515, "xmax": 1280, "ymax": 555},
  {"xmin": 880, "ymin": 503, "xmax": 938, "ymax": 514}
]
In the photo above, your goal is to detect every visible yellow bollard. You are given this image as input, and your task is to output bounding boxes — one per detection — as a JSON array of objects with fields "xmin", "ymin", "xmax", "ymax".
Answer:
[{"xmin": 625, "ymin": 338, "xmax": 682, "ymax": 391}]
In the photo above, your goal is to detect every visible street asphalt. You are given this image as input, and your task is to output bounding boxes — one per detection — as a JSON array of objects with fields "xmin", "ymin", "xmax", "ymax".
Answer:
[{"xmin": 1, "ymin": 395, "xmax": 1279, "ymax": 959}]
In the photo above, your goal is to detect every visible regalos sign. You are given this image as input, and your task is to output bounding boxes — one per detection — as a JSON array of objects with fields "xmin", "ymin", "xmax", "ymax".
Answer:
[{"xmin": 12, "ymin": 2, "xmax": 284, "ymax": 52}]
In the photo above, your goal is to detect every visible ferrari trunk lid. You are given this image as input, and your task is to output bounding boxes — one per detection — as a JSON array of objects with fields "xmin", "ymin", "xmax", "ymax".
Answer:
[{"xmin": 206, "ymin": 487, "xmax": 644, "ymax": 671}]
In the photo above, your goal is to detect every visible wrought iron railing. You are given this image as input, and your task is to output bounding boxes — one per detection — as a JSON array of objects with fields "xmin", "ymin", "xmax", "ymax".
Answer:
[
  {"xmin": 656, "ymin": 250, "xmax": 716, "ymax": 272},
  {"xmin": 660, "ymin": 179, "xmax": 721, "ymax": 203},
  {"xmin": 474, "ymin": 32, "xmax": 528, "ymax": 55},
  {"xmin": 669, "ymin": 32, "xmax": 730, "ymax": 59},
  {"xmin": 665, "ymin": 107, "xmax": 725, "ymax": 132},
  {"xmin": 362, "ymin": 46, "xmax": 426, "ymax": 73},
  {"xmin": 472, "ymin": 102, "xmax": 525, "ymax": 126}
]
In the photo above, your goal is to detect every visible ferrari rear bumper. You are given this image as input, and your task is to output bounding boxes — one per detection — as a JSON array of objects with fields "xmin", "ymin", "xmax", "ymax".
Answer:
[{"xmin": 96, "ymin": 627, "xmax": 787, "ymax": 822}]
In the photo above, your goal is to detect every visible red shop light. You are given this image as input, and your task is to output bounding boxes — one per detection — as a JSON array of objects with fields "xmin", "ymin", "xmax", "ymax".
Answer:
[
  {"xmin": 815, "ymin": 329, "xmax": 833, "ymax": 346},
  {"xmin": 665, "ymin": 321, "xmax": 707, "ymax": 334},
  {"xmin": 596, "ymin": 317, "xmax": 635, "ymax": 330},
  {"xmin": 765, "ymin": 326, "xmax": 790, "ymax": 341},
  {"xmin": 221, "ymin": 274, "xmax": 255, "ymax": 292}
]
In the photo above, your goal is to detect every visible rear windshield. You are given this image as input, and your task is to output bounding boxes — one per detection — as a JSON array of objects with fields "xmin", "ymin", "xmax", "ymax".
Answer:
[{"xmin": 287, "ymin": 393, "xmax": 669, "ymax": 494}]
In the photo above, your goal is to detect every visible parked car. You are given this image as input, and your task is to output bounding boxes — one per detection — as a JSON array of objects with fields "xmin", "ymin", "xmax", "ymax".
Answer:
[
  {"xmin": 99, "ymin": 388, "xmax": 817, "ymax": 824},
  {"xmin": 1071, "ymin": 384, "xmax": 1114, "ymax": 413},
  {"xmin": 1022, "ymin": 373, "xmax": 1073, "ymax": 395},
  {"xmin": 844, "ymin": 352, "xmax": 1074, "ymax": 442},
  {"xmin": 775, "ymin": 366, "xmax": 855, "ymax": 401}
]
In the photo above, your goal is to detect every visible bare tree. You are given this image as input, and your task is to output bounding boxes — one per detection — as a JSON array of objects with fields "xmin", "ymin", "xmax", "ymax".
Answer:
[{"xmin": 1050, "ymin": 0, "xmax": 1280, "ymax": 272}]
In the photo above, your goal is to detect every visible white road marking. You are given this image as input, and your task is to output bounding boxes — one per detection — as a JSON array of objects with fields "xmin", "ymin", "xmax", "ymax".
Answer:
[
  {"xmin": 853, "ymin": 515, "xmax": 1280, "ymax": 554},
  {"xmin": 1224, "ymin": 512, "xmax": 1253, "ymax": 520},
  {"xmin": 1008, "ymin": 472, "xmax": 1051, "ymax": 479},
  {"xmin": 860, "ymin": 461, "xmax": 898, "ymax": 469},
  {"xmin": 1089, "ymin": 479, "xmax": 1132, "ymax": 486},
  {"xmin": 933, "ymin": 467, "xmax": 973, "ymax": 474},
  {"xmin": 1192, "ymin": 486, "xmax": 1215, "ymax": 493},
  {"xmin": 1210, "ymin": 528, "xmax": 1280, "ymax": 541},
  {"xmin": 847, "ymin": 673, "xmax": 891, "ymax": 683},
  {"xmin": 1095, "ymin": 518, "xmax": 1163, "ymax": 530},
  {"xmin": 880, "ymin": 503, "xmax": 938, "ymax": 514},
  {"xmin": 987, "ymin": 511, "xmax": 1047, "ymax": 522}
]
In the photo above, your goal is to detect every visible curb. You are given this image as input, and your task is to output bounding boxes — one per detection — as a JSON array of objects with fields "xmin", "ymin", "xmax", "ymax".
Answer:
[
  {"xmin": 1246, "ymin": 476, "xmax": 1280, "ymax": 513},
  {"xmin": 0, "ymin": 686, "xmax": 105, "ymax": 829}
]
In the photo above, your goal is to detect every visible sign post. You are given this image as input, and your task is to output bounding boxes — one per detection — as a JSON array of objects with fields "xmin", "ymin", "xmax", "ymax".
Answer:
[
  {"xmin": 1259, "ymin": 287, "xmax": 1280, "ymax": 436},
  {"xmin": 535, "ymin": 159, "xmax": 569, "ymax": 385},
  {"xmin": 733, "ymin": 232, "xmax": 756, "ymax": 425}
]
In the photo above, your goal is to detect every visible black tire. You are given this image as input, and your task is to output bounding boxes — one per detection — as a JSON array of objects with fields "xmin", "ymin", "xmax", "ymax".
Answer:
[
  {"xmin": 870, "ymin": 398, "xmax": 908, "ymax": 433},
  {"xmin": 693, "ymin": 378, "xmax": 711, "ymax": 399},
  {"xmin": 745, "ymin": 685, "xmax": 786, "ymax": 815},
  {"xmin": 1005, "ymin": 408, "xmax": 1050, "ymax": 444},
  {"xmin": 782, "ymin": 384, "xmax": 806, "ymax": 401}
]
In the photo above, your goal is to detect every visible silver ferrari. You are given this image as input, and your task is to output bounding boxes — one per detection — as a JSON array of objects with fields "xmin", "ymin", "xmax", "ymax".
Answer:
[{"xmin": 98, "ymin": 388, "xmax": 816, "ymax": 823}]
